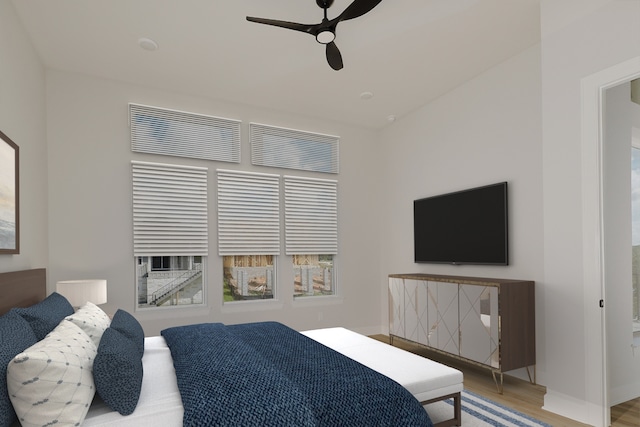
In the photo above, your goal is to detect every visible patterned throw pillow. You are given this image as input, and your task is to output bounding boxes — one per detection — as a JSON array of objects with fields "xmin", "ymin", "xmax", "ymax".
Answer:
[
  {"xmin": 109, "ymin": 309, "xmax": 145, "ymax": 357},
  {"xmin": 94, "ymin": 327, "xmax": 143, "ymax": 415},
  {"xmin": 0, "ymin": 311, "xmax": 38, "ymax": 427},
  {"xmin": 7, "ymin": 320, "xmax": 97, "ymax": 427},
  {"xmin": 65, "ymin": 301, "xmax": 111, "ymax": 347},
  {"xmin": 13, "ymin": 292, "xmax": 74, "ymax": 340}
]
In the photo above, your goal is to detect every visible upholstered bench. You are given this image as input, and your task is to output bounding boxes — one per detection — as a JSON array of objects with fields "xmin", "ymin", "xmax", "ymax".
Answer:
[{"xmin": 302, "ymin": 327, "xmax": 463, "ymax": 427}]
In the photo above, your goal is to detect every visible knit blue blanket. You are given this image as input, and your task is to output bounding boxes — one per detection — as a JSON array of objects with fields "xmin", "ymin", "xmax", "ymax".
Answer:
[{"xmin": 161, "ymin": 321, "xmax": 433, "ymax": 427}]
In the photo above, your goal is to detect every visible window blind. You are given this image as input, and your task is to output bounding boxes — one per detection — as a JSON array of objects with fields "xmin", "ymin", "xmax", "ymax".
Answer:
[
  {"xmin": 132, "ymin": 161, "xmax": 208, "ymax": 256},
  {"xmin": 250, "ymin": 123, "xmax": 339, "ymax": 174},
  {"xmin": 130, "ymin": 103, "xmax": 241, "ymax": 163},
  {"xmin": 217, "ymin": 170, "xmax": 280, "ymax": 256},
  {"xmin": 284, "ymin": 176, "xmax": 338, "ymax": 255}
]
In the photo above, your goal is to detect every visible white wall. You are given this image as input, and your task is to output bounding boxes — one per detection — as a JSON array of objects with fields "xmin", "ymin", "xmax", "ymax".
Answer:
[
  {"xmin": 378, "ymin": 1, "xmax": 640, "ymax": 425},
  {"xmin": 377, "ymin": 44, "xmax": 544, "ymax": 374},
  {"xmin": 0, "ymin": 0, "xmax": 48, "ymax": 275},
  {"xmin": 45, "ymin": 70, "xmax": 384, "ymax": 336},
  {"xmin": 540, "ymin": 0, "xmax": 640, "ymax": 424}
]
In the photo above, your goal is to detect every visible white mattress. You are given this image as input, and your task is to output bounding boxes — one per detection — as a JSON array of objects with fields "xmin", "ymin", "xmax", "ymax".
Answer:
[
  {"xmin": 82, "ymin": 336, "xmax": 183, "ymax": 427},
  {"xmin": 82, "ymin": 327, "xmax": 462, "ymax": 425},
  {"xmin": 301, "ymin": 327, "xmax": 463, "ymax": 403}
]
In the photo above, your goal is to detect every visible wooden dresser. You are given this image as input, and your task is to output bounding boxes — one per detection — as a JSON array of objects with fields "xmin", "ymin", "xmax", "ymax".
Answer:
[{"xmin": 388, "ymin": 273, "xmax": 535, "ymax": 391}]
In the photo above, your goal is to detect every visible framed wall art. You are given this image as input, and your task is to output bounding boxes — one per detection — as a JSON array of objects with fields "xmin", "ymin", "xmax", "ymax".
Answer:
[{"xmin": 0, "ymin": 130, "xmax": 19, "ymax": 254}]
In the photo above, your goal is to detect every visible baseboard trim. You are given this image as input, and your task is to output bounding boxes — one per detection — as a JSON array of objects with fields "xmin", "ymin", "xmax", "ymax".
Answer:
[{"xmin": 543, "ymin": 389, "xmax": 603, "ymax": 427}]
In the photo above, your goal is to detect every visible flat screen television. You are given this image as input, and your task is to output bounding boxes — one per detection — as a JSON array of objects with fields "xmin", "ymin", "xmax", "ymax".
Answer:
[{"xmin": 413, "ymin": 182, "xmax": 508, "ymax": 265}]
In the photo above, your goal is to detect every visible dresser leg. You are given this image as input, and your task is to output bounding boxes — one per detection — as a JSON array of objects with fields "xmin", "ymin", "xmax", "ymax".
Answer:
[
  {"xmin": 525, "ymin": 365, "xmax": 536, "ymax": 384},
  {"xmin": 491, "ymin": 370, "xmax": 504, "ymax": 394}
]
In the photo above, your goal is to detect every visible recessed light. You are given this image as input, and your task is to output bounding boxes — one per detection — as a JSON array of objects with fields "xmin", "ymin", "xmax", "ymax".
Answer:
[
  {"xmin": 360, "ymin": 91, "xmax": 374, "ymax": 100},
  {"xmin": 138, "ymin": 38, "xmax": 159, "ymax": 51}
]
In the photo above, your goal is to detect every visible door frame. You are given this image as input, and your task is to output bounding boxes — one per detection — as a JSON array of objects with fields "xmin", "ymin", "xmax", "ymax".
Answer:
[{"xmin": 581, "ymin": 56, "xmax": 640, "ymax": 427}]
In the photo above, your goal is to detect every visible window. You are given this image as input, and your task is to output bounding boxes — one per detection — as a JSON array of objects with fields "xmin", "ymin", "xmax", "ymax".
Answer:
[
  {"xmin": 132, "ymin": 162, "xmax": 208, "ymax": 309},
  {"xmin": 137, "ymin": 256, "xmax": 204, "ymax": 307},
  {"xmin": 128, "ymin": 105, "xmax": 343, "ymax": 306},
  {"xmin": 284, "ymin": 176, "xmax": 338, "ymax": 298},
  {"xmin": 250, "ymin": 123, "xmax": 339, "ymax": 174},
  {"xmin": 130, "ymin": 103, "xmax": 241, "ymax": 163},
  {"xmin": 293, "ymin": 254, "xmax": 334, "ymax": 297},
  {"xmin": 152, "ymin": 256, "xmax": 171, "ymax": 270},
  {"xmin": 223, "ymin": 255, "xmax": 275, "ymax": 301},
  {"xmin": 217, "ymin": 170, "xmax": 280, "ymax": 302}
]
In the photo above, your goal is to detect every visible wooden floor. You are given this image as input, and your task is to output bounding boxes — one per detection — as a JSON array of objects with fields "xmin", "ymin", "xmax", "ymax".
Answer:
[
  {"xmin": 370, "ymin": 335, "xmax": 640, "ymax": 427},
  {"xmin": 612, "ymin": 398, "xmax": 640, "ymax": 427}
]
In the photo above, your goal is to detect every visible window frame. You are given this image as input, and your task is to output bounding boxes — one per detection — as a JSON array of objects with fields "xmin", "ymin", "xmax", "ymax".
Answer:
[
  {"xmin": 217, "ymin": 170, "xmax": 281, "ymax": 303},
  {"xmin": 132, "ymin": 161, "xmax": 209, "ymax": 310},
  {"xmin": 632, "ymin": 140, "xmax": 640, "ymax": 323},
  {"xmin": 250, "ymin": 122, "xmax": 339, "ymax": 174},
  {"xmin": 130, "ymin": 103, "xmax": 241, "ymax": 163},
  {"xmin": 284, "ymin": 176, "xmax": 338, "ymax": 299}
]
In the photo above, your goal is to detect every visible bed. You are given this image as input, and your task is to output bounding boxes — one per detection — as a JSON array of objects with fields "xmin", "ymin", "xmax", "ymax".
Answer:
[
  {"xmin": 301, "ymin": 327, "xmax": 463, "ymax": 426},
  {"xmin": 0, "ymin": 269, "xmax": 462, "ymax": 427}
]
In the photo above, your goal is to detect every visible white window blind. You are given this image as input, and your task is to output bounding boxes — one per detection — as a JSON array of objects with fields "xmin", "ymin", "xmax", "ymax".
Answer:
[
  {"xmin": 250, "ymin": 123, "xmax": 339, "ymax": 174},
  {"xmin": 284, "ymin": 176, "xmax": 338, "ymax": 255},
  {"xmin": 132, "ymin": 161, "xmax": 208, "ymax": 256},
  {"xmin": 130, "ymin": 103, "xmax": 241, "ymax": 163},
  {"xmin": 217, "ymin": 170, "xmax": 280, "ymax": 256}
]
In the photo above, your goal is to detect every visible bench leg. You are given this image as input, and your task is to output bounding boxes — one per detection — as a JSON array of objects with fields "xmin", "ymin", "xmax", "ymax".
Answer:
[{"xmin": 421, "ymin": 392, "xmax": 461, "ymax": 427}]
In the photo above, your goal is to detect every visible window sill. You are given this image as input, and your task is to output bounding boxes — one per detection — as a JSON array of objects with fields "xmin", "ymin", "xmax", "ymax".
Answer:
[
  {"xmin": 292, "ymin": 295, "xmax": 344, "ymax": 307},
  {"xmin": 135, "ymin": 304, "xmax": 209, "ymax": 315},
  {"xmin": 221, "ymin": 299, "xmax": 284, "ymax": 313}
]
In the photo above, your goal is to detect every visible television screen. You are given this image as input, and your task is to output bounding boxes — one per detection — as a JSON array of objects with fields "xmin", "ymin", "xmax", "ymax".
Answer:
[{"xmin": 413, "ymin": 182, "xmax": 508, "ymax": 265}]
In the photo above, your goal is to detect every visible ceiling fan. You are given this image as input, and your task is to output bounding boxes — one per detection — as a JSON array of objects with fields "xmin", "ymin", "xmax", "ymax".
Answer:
[{"xmin": 246, "ymin": 0, "xmax": 383, "ymax": 71}]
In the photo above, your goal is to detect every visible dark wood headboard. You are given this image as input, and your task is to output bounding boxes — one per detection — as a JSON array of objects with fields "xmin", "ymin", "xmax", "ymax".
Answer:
[{"xmin": 0, "ymin": 268, "xmax": 46, "ymax": 315}]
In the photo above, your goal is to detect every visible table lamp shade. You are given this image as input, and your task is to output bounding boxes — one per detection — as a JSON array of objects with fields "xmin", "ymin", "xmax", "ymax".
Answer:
[{"xmin": 56, "ymin": 279, "xmax": 107, "ymax": 307}]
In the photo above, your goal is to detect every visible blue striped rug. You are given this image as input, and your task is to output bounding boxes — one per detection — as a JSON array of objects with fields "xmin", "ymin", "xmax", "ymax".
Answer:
[{"xmin": 425, "ymin": 390, "xmax": 553, "ymax": 427}]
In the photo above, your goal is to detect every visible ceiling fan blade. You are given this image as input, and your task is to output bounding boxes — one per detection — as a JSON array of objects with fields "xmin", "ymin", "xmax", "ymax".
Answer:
[
  {"xmin": 338, "ymin": 0, "xmax": 382, "ymax": 22},
  {"xmin": 326, "ymin": 41, "xmax": 343, "ymax": 71},
  {"xmin": 246, "ymin": 16, "xmax": 313, "ymax": 34}
]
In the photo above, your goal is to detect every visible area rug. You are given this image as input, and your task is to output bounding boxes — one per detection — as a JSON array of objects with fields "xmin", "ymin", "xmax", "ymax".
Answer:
[{"xmin": 424, "ymin": 390, "xmax": 552, "ymax": 427}]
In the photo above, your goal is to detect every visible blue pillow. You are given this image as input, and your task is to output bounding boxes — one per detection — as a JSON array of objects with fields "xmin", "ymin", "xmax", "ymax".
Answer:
[
  {"xmin": 13, "ymin": 292, "xmax": 74, "ymax": 340},
  {"xmin": 0, "ymin": 310, "xmax": 38, "ymax": 427},
  {"xmin": 93, "ymin": 328, "xmax": 143, "ymax": 415},
  {"xmin": 109, "ymin": 309, "xmax": 144, "ymax": 357}
]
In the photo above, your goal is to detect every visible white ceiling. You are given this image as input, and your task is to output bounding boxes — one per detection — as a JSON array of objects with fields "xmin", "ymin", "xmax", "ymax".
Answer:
[{"xmin": 11, "ymin": 0, "xmax": 540, "ymax": 130}]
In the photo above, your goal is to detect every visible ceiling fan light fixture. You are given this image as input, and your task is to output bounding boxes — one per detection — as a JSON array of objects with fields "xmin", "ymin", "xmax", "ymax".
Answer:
[{"xmin": 316, "ymin": 30, "xmax": 335, "ymax": 44}]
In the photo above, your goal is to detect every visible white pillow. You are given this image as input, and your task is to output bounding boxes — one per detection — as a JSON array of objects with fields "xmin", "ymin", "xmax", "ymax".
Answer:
[
  {"xmin": 65, "ymin": 301, "xmax": 111, "ymax": 347},
  {"xmin": 7, "ymin": 320, "xmax": 97, "ymax": 427}
]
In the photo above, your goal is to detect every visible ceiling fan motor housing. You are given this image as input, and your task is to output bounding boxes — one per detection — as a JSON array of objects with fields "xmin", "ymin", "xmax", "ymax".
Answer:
[{"xmin": 316, "ymin": 0, "xmax": 335, "ymax": 9}]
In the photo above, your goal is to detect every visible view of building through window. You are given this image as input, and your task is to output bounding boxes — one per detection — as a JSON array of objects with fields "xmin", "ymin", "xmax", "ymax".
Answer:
[
  {"xmin": 293, "ymin": 254, "xmax": 334, "ymax": 298},
  {"xmin": 223, "ymin": 255, "xmax": 275, "ymax": 302},
  {"xmin": 136, "ymin": 256, "xmax": 204, "ymax": 308}
]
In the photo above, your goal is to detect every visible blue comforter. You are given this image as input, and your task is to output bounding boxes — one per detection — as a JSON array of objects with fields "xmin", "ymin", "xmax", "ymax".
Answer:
[{"xmin": 161, "ymin": 321, "xmax": 433, "ymax": 427}]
